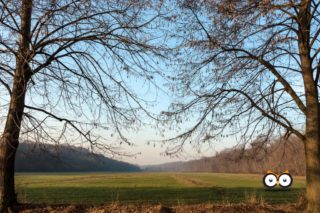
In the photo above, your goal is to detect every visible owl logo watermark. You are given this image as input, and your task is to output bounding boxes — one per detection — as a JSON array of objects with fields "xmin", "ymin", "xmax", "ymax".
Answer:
[{"xmin": 263, "ymin": 170, "xmax": 293, "ymax": 188}]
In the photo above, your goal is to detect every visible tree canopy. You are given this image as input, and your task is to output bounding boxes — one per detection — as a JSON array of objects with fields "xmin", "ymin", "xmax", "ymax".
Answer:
[
  {"xmin": 0, "ymin": 0, "xmax": 163, "ymax": 155},
  {"xmin": 161, "ymin": 0, "xmax": 319, "ymax": 154}
]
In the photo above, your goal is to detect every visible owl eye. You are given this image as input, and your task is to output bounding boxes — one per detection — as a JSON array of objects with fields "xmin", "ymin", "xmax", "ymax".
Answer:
[
  {"xmin": 279, "ymin": 173, "xmax": 292, "ymax": 188},
  {"xmin": 263, "ymin": 173, "xmax": 277, "ymax": 188}
]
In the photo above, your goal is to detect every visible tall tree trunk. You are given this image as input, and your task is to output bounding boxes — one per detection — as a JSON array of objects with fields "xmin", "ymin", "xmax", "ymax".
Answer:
[
  {"xmin": 303, "ymin": 70, "xmax": 320, "ymax": 212},
  {"xmin": 301, "ymin": 39, "xmax": 320, "ymax": 213},
  {"xmin": 0, "ymin": 0, "xmax": 32, "ymax": 212},
  {"xmin": 298, "ymin": 1, "xmax": 320, "ymax": 212},
  {"xmin": 0, "ymin": 77, "xmax": 28, "ymax": 212}
]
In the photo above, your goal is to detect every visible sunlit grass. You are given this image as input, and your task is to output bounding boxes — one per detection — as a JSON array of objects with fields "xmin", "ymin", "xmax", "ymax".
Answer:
[{"xmin": 15, "ymin": 172, "xmax": 306, "ymax": 205}]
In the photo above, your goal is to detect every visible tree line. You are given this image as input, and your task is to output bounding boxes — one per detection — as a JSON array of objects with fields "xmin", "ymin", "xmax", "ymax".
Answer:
[
  {"xmin": 147, "ymin": 137, "xmax": 305, "ymax": 176},
  {"xmin": 16, "ymin": 142, "xmax": 141, "ymax": 172}
]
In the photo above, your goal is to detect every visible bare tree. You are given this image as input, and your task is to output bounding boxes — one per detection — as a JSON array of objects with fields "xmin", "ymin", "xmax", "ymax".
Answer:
[
  {"xmin": 161, "ymin": 0, "xmax": 320, "ymax": 212},
  {"xmin": 0, "ymin": 0, "xmax": 162, "ymax": 211}
]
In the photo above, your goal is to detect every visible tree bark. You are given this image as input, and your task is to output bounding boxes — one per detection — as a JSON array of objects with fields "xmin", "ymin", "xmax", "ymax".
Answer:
[
  {"xmin": 0, "ymin": 63, "xmax": 31, "ymax": 213},
  {"xmin": 303, "ymin": 64, "xmax": 320, "ymax": 212},
  {"xmin": 303, "ymin": 61, "xmax": 320, "ymax": 212},
  {"xmin": 0, "ymin": 0, "xmax": 32, "ymax": 212},
  {"xmin": 303, "ymin": 67, "xmax": 320, "ymax": 212},
  {"xmin": 297, "ymin": 1, "xmax": 320, "ymax": 212}
]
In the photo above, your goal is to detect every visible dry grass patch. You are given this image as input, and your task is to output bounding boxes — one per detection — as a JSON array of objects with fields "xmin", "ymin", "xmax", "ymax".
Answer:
[{"xmin": 17, "ymin": 202, "xmax": 303, "ymax": 213}]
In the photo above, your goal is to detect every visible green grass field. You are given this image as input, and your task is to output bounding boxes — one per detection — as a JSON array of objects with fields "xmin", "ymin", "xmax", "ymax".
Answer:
[{"xmin": 15, "ymin": 173, "xmax": 306, "ymax": 205}]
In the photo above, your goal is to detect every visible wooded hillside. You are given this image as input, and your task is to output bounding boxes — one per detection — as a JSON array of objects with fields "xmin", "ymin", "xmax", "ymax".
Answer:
[
  {"xmin": 146, "ymin": 137, "xmax": 305, "ymax": 175},
  {"xmin": 15, "ymin": 142, "xmax": 141, "ymax": 172}
]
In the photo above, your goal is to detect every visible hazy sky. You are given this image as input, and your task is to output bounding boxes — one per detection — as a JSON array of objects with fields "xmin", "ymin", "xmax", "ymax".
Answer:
[{"xmin": 115, "ymin": 80, "xmax": 239, "ymax": 166}]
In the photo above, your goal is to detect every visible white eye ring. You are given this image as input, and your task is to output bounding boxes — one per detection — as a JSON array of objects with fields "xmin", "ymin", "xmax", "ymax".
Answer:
[
  {"xmin": 279, "ymin": 173, "xmax": 292, "ymax": 188},
  {"xmin": 263, "ymin": 173, "xmax": 277, "ymax": 188}
]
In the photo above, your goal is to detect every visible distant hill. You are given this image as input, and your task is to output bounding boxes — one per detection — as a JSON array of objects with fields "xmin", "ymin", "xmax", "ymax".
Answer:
[
  {"xmin": 145, "ymin": 137, "xmax": 305, "ymax": 175},
  {"xmin": 15, "ymin": 142, "xmax": 141, "ymax": 172}
]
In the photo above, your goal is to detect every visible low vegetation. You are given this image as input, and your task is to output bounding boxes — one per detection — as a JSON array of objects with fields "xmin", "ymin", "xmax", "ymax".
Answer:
[
  {"xmin": 16, "ymin": 173, "xmax": 305, "ymax": 205},
  {"xmin": 17, "ymin": 202, "xmax": 303, "ymax": 213}
]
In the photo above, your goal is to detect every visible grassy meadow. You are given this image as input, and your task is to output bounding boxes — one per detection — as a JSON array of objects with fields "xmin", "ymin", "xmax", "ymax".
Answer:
[{"xmin": 15, "ymin": 173, "xmax": 306, "ymax": 205}]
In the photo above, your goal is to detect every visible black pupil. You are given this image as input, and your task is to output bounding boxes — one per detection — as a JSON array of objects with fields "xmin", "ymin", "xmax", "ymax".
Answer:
[
  {"xmin": 269, "ymin": 179, "xmax": 273, "ymax": 182},
  {"xmin": 283, "ymin": 179, "xmax": 287, "ymax": 182}
]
